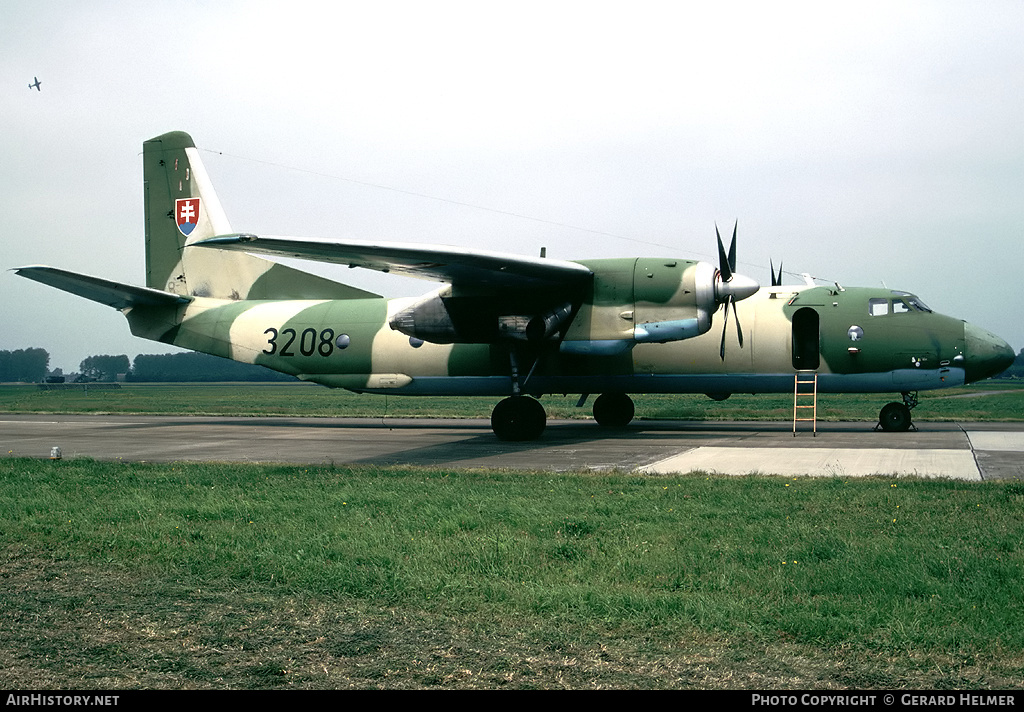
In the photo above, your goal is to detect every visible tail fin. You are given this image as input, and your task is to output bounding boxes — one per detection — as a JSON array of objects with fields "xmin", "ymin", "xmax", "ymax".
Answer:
[{"xmin": 143, "ymin": 131, "xmax": 378, "ymax": 300}]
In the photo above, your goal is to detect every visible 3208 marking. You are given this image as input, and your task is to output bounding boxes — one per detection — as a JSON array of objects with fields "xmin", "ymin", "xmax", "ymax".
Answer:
[{"xmin": 263, "ymin": 327, "xmax": 336, "ymax": 357}]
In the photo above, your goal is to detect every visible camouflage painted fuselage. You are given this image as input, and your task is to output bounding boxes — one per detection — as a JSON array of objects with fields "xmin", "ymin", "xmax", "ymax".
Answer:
[{"xmin": 124, "ymin": 270, "xmax": 1002, "ymax": 398}]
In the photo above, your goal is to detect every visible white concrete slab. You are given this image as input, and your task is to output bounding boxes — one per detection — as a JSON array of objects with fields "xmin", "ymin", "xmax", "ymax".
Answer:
[
  {"xmin": 964, "ymin": 431, "xmax": 1024, "ymax": 452},
  {"xmin": 638, "ymin": 447, "xmax": 982, "ymax": 479}
]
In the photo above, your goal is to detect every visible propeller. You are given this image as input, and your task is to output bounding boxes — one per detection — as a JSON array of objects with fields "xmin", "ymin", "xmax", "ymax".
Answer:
[
  {"xmin": 714, "ymin": 222, "xmax": 760, "ymax": 360},
  {"xmin": 770, "ymin": 258, "xmax": 783, "ymax": 287}
]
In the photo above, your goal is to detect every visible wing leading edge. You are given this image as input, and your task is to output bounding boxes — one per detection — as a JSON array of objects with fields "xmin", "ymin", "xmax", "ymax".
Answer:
[{"xmin": 193, "ymin": 234, "xmax": 594, "ymax": 291}]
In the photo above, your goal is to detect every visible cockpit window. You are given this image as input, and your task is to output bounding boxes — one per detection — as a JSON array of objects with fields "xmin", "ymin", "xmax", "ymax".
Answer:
[
  {"xmin": 869, "ymin": 298, "xmax": 888, "ymax": 316},
  {"xmin": 906, "ymin": 296, "xmax": 931, "ymax": 312},
  {"xmin": 891, "ymin": 290, "xmax": 932, "ymax": 312},
  {"xmin": 893, "ymin": 299, "xmax": 911, "ymax": 314}
]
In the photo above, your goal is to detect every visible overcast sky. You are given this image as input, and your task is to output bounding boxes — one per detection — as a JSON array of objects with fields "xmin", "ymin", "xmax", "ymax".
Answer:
[{"xmin": 4, "ymin": 0, "xmax": 1023, "ymax": 372}]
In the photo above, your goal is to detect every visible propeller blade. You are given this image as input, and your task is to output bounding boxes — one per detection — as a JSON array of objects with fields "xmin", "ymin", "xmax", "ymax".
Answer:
[
  {"xmin": 719, "ymin": 295, "xmax": 730, "ymax": 360},
  {"xmin": 734, "ymin": 302, "xmax": 744, "ymax": 347},
  {"xmin": 716, "ymin": 224, "xmax": 733, "ymax": 283},
  {"xmin": 728, "ymin": 221, "xmax": 738, "ymax": 273}
]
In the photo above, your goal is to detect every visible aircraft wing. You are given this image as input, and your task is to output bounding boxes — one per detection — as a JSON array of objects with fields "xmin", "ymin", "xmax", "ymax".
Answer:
[
  {"xmin": 14, "ymin": 266, "xmax": 191, "ymax": 310},
  {"xmin": 194, "ymin": 234, "xmax": 594, "ymax": 290}
]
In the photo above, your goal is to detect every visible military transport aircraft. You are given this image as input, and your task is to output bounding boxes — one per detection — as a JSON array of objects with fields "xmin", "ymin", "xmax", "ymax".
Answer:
[{"xmin": 16, "ymin": 131, "xmax": 1015, "ymax": 440}]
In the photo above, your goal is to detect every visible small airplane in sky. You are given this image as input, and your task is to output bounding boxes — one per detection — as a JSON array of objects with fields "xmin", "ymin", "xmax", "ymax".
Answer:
[
  {"xmin": 28, "ymin": 77, "xmax": 41, "ymax": 91},
  {"xmin": 15, "ymin": 131, "xmax": 1015, "ymax": 439}
]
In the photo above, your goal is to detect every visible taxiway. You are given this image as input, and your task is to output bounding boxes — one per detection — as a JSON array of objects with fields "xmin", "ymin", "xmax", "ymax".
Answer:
[{"xmin": 3, "ymin": 415, "xmax": 1023, "ymax": 479}]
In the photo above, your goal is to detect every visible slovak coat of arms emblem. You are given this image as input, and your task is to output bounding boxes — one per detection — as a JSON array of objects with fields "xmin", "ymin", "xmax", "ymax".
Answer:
[{"xmin": 175, "ymin": 197, "xmax": 201, "ymax": 237}]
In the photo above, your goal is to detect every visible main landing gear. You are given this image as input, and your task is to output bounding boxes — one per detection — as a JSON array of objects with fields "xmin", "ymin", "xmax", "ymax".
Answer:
[
  {"xmin": 490, "ymin": 392, "xmax": 637, "ymax": 441},
  {"xmin": 491, "ymin": 396, "xmax": 547, "ymax": 441},
  {"xmin": 877, "ymin": 391, "xmax": 918, "ymax": 432},
  {"xmin": 592, "ymin": 392, "xmax": 635, "ymax": 427}
]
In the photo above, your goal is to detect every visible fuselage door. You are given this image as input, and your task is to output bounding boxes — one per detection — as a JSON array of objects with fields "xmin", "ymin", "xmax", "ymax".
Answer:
[{"xmin": 792, "ymin": 307, "xmax": 820, "ymax": 370}]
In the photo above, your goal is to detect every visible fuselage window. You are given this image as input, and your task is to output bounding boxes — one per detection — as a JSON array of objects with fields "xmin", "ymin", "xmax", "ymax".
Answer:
[{"xmin": 869, "ymin": 298, "xmax": 889, "ymax": 316}]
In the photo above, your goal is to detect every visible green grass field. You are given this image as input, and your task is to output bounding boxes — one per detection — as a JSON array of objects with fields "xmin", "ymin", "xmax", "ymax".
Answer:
[
  {"xmin": 2, "ymin": 381, "xmax": 1023, "ymax": 689},
  {"xmin": 2, "ymin": 379, "xmax": 1023, "ymax": 421},
  {"xmin": 2, "ymin": 458, "xmax": 1024, "ymax": 689}
]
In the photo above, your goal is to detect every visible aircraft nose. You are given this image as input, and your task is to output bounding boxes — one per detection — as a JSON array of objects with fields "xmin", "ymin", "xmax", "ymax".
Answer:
[{"xmin": 963, "ymin": 322, "xmax": 1015, "ymax": 383}]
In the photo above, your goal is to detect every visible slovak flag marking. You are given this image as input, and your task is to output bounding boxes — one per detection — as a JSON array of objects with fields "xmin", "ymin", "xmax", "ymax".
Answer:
[{"xmin": 175, "ymin": 197, "xmax": 201, "ymax": 237}]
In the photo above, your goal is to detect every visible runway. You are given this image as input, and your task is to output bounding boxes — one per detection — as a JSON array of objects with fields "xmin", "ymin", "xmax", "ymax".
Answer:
[{"xmin": 3, "ymin": 414, "xmax": 1023, "ymax": 479}]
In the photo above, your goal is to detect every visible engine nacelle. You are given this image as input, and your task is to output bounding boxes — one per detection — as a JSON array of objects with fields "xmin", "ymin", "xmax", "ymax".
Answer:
[
  {"xmin": 389, "ymin": 290, "xmax": 464, "ymax": 343},
  {"xmin": 390, "ymin": 289, "xmax": 575, "ymax": 345},
  {"xmin": 632, "ymin": 260, "xmax": 717, "ymax": 343}
]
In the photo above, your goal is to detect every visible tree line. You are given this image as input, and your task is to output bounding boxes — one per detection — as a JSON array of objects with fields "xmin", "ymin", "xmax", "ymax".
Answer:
[
  {"xmin": 0, "ymin": 348, "xmax": 50, "ymax": 383},
  {"xmin": 1002, "ymin": 349, "xmax": 1024, "ymax": 378},
  {"xmin": 127, "ymin": 352, "xmax": 295, "ymax": 382},
  {"xmin": 1, "ymin": 349, "xmax": 294, "ymax": 383},
  {"xmin": 4, "ymin": 346, "xmax": 1024, "ymax": 383}
]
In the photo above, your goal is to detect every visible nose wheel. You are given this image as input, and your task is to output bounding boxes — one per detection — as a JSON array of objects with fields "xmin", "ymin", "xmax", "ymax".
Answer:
[{"xmin": 877, "ymin": 392, "xmax": 918, "ymax": 432}]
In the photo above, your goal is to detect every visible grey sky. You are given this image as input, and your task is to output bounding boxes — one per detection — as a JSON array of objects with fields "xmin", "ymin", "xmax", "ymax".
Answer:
[{"xmin": 4, "ymin": 0, "xmax": 1023, "ymax": 372}]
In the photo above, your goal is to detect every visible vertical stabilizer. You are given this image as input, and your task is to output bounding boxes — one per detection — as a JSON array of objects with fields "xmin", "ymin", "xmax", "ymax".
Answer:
[{"xmin": 143, "ymin": 131, "xmax": 377, "ymax": 300}]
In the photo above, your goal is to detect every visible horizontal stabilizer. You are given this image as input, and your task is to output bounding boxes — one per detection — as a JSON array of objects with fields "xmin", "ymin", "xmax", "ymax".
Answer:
[
  {"xmin": 194, "ymin": 234, "xmax": 594, "ymax": 290},
  {"xmin": 14, "ymin": 266, "xmax": 192, "ymax": 310}
]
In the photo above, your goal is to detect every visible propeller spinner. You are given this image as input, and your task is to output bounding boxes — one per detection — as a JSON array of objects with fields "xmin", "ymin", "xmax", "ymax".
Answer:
[{"xmin": 714, "ymin": 222, "xmax": 760, "ymax": 360}]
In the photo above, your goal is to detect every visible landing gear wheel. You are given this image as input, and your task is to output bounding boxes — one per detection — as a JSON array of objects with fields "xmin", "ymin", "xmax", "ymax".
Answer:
[
  {"xmin": 878, "ymin": 402, "xmax": 912, "ymax": 432},
  {"xmin": 593, "ymin": 393, "xmax": 635, "ymax": 427},
  {"xmin": 491, "ymin": 396, "xmax": 547, "ymax": 441}
]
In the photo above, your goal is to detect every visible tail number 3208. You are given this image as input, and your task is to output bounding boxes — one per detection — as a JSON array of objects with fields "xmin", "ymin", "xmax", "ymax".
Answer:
[{"xmin": 263, "ymin": 327, "xmax": 336, "ymax": 357}]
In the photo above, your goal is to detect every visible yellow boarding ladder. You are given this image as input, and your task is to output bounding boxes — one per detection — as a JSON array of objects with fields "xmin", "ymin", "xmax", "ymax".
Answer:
[{"xmin": 793, "ymin": 370, "xmax": 818, "ymax": 436}]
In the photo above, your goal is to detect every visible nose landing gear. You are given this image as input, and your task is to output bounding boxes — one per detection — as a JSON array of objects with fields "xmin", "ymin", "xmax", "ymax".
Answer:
[{"xmin": 877, "ymin": 391, "xmax": 918, "ymax": 432}]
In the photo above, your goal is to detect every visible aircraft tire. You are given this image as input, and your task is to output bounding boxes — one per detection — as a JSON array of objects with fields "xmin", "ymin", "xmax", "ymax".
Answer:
[
  {"xmin": 878, "ymin": 402, "xmax": 912, "ymax": 432},
  {"xmin": 593, "ymin": 393, "xmax": 635, "ymax": 427},
  {"xmin": 491, "ymin": 396, "xmax": 547, "ymax": 441}
]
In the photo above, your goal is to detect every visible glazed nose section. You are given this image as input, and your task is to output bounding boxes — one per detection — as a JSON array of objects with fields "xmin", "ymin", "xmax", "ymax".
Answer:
[{"xmin": 964, "ymin": 322, "xmax": 1015, "ymax": 383}]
